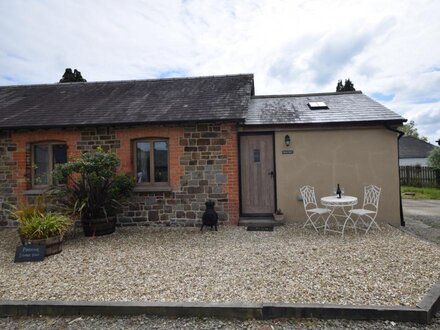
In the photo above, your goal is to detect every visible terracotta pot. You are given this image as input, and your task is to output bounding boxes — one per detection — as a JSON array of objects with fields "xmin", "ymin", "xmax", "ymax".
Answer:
[
  {"xmin": 273, "ymin": 213, "xmax": 285, "ymax": 222},
  {"xmin": 82, "ymin": 216, "xmax": 116, "ymax": 237},
  {"xmin": 20, "ymin": 235, "xmax": 64, "ymax": 256}
]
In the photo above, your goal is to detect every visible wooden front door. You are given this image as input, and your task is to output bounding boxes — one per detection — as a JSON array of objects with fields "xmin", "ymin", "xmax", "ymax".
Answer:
[{"xmin": 240, "ymin": 133, "xmax": 275, "ymax": 215}]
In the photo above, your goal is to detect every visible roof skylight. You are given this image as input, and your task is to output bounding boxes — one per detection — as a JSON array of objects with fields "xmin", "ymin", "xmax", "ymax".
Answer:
[{"xmin": 308, "ymin": 101, "xmax": 328, "ymax": 110}]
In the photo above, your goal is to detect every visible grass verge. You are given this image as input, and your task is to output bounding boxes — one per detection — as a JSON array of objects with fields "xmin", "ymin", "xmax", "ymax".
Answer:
[{"xmin": 401, "ymin": 186, "xmax": 440, "ymax": 200}]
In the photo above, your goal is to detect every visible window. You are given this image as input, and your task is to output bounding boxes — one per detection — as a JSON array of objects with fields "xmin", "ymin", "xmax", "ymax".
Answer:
[
  {"xmin": 134, "ymin": 139, "xmax": 169, "ymax": 186},
  {"xmin": 32, "ymin": 142, "xmax": 67, "ymax": 187},
  {"xmin": 307, "ymin": 101, "xmax": 328, "ymax": 110}
]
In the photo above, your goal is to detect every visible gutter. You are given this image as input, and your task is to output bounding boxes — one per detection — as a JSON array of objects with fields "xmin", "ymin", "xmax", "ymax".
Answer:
[
  {"xmin": 385, "ymin": 125, "xmax": 405, "ymax": 226},
  {"xmin": 0, "ymin": 118, "xmax": 247, "ymax": 131}
]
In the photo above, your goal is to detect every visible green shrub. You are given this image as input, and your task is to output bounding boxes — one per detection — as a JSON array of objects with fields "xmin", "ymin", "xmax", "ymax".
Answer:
[
  {"xmin": 53, "ymin": 148, "xmax": 135, "ymax": 220},
  {"xmin": 428, "ymin": 147, "xmax": 440, "ymax": 186},
  {"xmin": 428, "ymin": 147, "xmax": 440, "ymax": 169}
]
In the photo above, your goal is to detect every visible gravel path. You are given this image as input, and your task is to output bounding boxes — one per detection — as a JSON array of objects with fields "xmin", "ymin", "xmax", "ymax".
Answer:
[
  {"xmin": 1, "ymin": 313, "xmax": 439, "ymax": 329},
  {"xmin": 1, "ymin": 225, "xmax": 439, "ymax": 306}
]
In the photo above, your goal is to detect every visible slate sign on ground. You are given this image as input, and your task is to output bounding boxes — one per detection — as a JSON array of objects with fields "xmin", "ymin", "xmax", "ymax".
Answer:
[
  {"xmin": 14, "ymin": 245, "xmax": 46, "ymax": 262},
  {"xmin": 246, "ymin": 226, "xmax": 274, "ymax": 231}
]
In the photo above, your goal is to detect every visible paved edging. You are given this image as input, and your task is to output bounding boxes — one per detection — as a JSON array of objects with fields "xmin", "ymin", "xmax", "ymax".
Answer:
[
  {"xmin": 1, "ymin": 280, "xmax": 438, "ymax": 324},
  {"xmin": 2, "ymin": 282, "xmax": 440, "ymax": 325},
  {"xmin": 262, "ymin": 303, "xmax": 425, "ymax": 323},
  {"xmin": 0, "ymin": 301, "xmax": 262, "ymax": 320},
  {"xmin": 417, "ymin": 281, "xmax": 440, "ymax": 321},
  {"xmin": 0, "ymin": 300, "xmax": 428, "ymax": 323}
]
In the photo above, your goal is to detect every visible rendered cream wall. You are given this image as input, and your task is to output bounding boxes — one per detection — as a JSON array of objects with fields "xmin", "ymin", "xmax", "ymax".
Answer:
[{"xmin": 274, "ymin": 127, "xmax": 401, "ymax": 226}]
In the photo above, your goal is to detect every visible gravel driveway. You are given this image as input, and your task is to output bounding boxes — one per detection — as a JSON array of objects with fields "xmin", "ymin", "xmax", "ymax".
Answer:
[
  {"xmin": 403, "ymin": 199, "xmax": 440, "ymax": 244},
  {"xmin": 1, "ymin": 224, "xmax": 439, "ymax": 307}
]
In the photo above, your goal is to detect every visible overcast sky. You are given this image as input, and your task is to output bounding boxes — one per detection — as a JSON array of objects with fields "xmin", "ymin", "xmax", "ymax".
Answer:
[{"xmin": 1, "ymin": 0, "xmax": 439, "ymax": 143}]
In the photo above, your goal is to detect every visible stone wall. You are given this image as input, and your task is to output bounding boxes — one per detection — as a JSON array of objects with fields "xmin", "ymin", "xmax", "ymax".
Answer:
[
  {"xmin": 77, "ymin": 127, "xmax": 120, "ymax": 152},
  {"xmin": 0, "ymin": 130, "xmax": 17, "ymax": 226},
  {"xmin": 117, "ymin": 123, "xmax": 239, "ymax": 226}
]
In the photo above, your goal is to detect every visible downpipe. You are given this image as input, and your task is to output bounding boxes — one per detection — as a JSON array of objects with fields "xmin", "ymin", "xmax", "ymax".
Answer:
[{"xmin": 385, "ymin": 125, "xmax": 405, "ymax": 226}]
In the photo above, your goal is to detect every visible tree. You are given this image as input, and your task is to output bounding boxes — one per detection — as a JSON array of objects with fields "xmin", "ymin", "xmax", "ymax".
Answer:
[
  {"xmin": 428, "ymin": 147, "xmax": 440, "ymax": 186},
  {"xmin": 428, "ymin": 147, "xmax": 440, "ymax": 169},
  {"xmin": 336, "ymin": 78, "xmax": 356, "ymax": 92},
  {"xmin": 343, "ymin": 79, "xmax": 355, "ymax": 91},
  {"xmin": 399, "ymin": 120, "xmax": 428, "ymax": 142},
  {"xmin": 336, "ymin": 80, "xmax": 343, "ymax": 92},
  {"xmin": 59, "ymin": 68, "xmax": 87, "ymax": 83}
]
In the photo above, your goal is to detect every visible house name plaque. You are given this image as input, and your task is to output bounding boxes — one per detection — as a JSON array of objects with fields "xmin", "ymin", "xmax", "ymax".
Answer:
[
  {"xmin": 14, "ymin": 245, "xmax": 46, "ymax": 262},
  {"xmin": 282, "ymin": 149, "xmax": 294, "ymax": 155}
]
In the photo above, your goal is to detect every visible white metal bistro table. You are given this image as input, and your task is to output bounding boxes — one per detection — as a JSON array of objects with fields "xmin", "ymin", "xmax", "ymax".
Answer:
[{"xmin": 320, "ymin": 195, "xmax": 358, "ymax": 235}]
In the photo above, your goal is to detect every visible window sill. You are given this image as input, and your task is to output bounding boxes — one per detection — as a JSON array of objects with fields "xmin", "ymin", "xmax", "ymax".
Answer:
[
  {"xmin": 24, "ymin": 188, "xmax": 48, "ymax": 196},
  {"xmin": 133, "ymin": 185, "xmax": 172, "ymax": 193},
  {"xmin": 24, "ymin": 185, "xmax": 65, "ymax": 196}
]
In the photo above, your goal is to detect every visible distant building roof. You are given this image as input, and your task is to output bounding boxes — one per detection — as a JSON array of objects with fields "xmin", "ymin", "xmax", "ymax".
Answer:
[
  {"xmin": 399, "ymin": 136, "xmax": 436, "ymax": 159},
  {"xmin": 0, "ymin": 74, "xmax": 254, "ymax": 129},
  {"xmin": 246, "ymin": 91, "xmax": 405, "ymax": 126}
]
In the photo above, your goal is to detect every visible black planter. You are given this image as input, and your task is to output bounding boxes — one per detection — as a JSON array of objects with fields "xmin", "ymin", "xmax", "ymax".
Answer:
[{"xmin": 82, "ymin": 217, "xmax": 116, "ymax": 237}]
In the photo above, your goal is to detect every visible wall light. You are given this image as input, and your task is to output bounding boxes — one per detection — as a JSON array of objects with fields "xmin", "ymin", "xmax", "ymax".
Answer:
[{"xmin": 285, "ymin": 134, "xmax": 291, "ymax": 147}]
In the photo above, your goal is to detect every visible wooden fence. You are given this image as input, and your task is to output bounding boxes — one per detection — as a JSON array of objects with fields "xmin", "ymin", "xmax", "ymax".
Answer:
[{"xmin": 400, "ymin": 166, "xmax": 440, "ymax": 187}]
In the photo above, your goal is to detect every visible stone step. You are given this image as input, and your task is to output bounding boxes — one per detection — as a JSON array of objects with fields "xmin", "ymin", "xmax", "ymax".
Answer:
[{"xmin": 238, "ymin": 217, "xmax": 284, "ymax": 227}]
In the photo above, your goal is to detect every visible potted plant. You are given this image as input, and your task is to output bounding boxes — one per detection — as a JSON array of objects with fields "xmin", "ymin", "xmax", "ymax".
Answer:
[
  {"xmin": 273, "ymin": 208, "xmax": 285, "ymax": 222},
  {"xmin": 12, "ymin": 198, "xmax": 72, "ymax": 256},
  {"xmin": 53, "ymin": 148, "xmax": 134, "ymax": 237}
]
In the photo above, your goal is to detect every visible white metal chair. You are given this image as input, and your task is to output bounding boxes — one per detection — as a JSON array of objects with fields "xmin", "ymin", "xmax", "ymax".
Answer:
[
  {"xmin": 347, "ymin": 185, "xmax": 382, "ymax": 234},
  {"xmin": 300, "ymin": 185, "xmax": 330, "ymax": 232}
]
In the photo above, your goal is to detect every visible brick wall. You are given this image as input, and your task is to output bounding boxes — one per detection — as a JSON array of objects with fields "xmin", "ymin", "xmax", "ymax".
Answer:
[
  {"xmin": 0, "ymin": 123, "xmax": 240, "ymax": 227},
  {"xmin": 11, "ymin": 129, "xmax": 81, "ymax": 204}
]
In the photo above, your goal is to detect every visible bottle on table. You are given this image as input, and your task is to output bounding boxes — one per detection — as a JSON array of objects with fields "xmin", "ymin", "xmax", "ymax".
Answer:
[{"xmin": 336, "ymin": 184, "xmax": 342, "ymax": 199}]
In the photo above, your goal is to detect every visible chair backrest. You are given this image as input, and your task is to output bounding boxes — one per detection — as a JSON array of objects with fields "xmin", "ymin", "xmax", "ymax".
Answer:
[
  {"xmin": 300, "ymin": 185, "xmax": 318, "ymax": 211},
  {"xmin": 362, "ymin": 185, "xmax": 381, "ymax": 211}
]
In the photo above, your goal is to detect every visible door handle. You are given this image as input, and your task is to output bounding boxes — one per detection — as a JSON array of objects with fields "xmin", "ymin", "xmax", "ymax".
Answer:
[{"xmin": 268, "ymin": 171, "xmax": 274, "ymax": 177}]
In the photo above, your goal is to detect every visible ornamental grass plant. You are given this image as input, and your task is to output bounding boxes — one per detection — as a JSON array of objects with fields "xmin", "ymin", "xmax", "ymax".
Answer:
[
  {"xmin": 17, "ymin": 212, "xmax": 72, "ymax": 240},
  {"xmin": 11, "ymin": 196, "xmax": 72, "ymax": 240}
]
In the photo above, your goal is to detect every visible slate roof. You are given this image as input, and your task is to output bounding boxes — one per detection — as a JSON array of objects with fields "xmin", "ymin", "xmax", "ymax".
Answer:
[
  {"xmin": 0, "ymin": 74, "xmax": 254, "ymax": 129},
  {"xmin": 399, "ymin": 136, "xmax": 436, "ymax": 159},
  {"xmin": 246, "ymin": 91, "xmax": 405, "ymax": 126}
]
